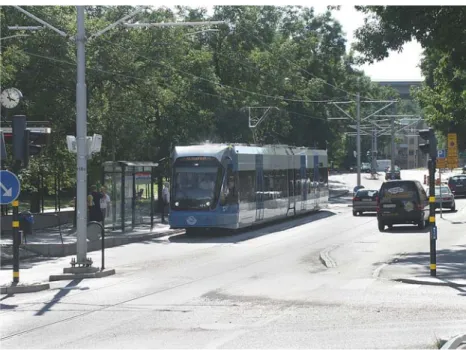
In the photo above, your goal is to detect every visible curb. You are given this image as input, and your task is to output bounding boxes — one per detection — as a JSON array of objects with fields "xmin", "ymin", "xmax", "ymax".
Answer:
[
  {"xmin": 1, "ymin": 283, "xmax": 50, "ymax": 294},
  {"xmin": 441, "ymin": 334, "xmax": 466, "ymax": 349},
  {"xmin": 20, "ymin": 229, "xmax": 185, "ymax": 258},
  {"xmin": 49, "ymin": 268, "xmax": 116, "ymax": 281},
  {"xmin": 393, "ymin": 278, "xmax": 466, "ymax": 287},
  {"xmin": 319, "ymin": 245, "xmax": 338, "ymax": 268}
]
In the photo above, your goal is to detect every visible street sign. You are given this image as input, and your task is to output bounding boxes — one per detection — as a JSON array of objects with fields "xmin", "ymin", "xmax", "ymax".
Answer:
[
  {"xmin": 436, "ymin": 158, "xmax": 447, "ymax": 169},
  {"xmin": 437, "ymin": 149, "xmax": 446, "ymax": 158},
  {"xmin": 0, "ymin": 170, "xmax": 21, "ymax": 205},
  {"xmin": 447, "ymin": 133, "xmax": 459, "ymax": 169}
]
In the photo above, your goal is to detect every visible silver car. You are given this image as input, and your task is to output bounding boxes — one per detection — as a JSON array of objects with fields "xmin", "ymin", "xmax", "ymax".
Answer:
[
  {"xmin": 353, "ymin": 189, "xmax": 378, "ymax": 216},
  {"xmin": 427, "ymin": 186, "xmax": 456, "ymax": 211}
]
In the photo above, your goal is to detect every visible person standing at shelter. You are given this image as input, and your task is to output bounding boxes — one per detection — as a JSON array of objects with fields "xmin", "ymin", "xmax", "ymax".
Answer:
[
  {"xmin": 100, "ymin": 186, "xmax": 111, "ymax": 226},
  {"xmin": 161, "ymin": 182, "xmax": 170, "ymax": 224},
  {"xmin": 88, "ymin": 185, "xmax": 103, "ymax": 223}
]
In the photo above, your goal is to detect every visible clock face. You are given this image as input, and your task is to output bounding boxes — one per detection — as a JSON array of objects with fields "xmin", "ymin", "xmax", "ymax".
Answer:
[{"xmin": 0, "ymin": 88, "xmax": 22, "ymax": 109}]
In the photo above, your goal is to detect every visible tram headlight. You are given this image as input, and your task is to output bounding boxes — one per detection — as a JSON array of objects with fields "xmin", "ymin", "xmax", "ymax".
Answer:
[
  {"xmin": 206, "ymin": 201, "xmax": 210, "ymax": 206},
  {"xmin": 175, "ymin": 202, "xmax": 179, "ymax": 207}
]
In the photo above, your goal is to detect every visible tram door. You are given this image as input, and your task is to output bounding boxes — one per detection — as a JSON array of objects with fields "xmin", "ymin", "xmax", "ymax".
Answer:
[
  {"xmin": 255, "ymin": 154, "xmax": 265, "ymax": 221},
  {"xmin": 314, "ymin": 155, "xmax": 320, "ymax": 209},
  {"xmin": 287, "ymin": 156, "xmax": 296, "ymax": 216},
  {"xmin": 300, "ymin": 155, "xmax": 307, "ymax": 211}
]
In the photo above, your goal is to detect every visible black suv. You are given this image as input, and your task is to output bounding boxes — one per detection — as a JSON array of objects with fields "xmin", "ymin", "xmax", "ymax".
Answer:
[
  {"xmin": 448, "ymin": 175, "xmax": 466, "ymax": 197},
  {"xmin": 377, "ymin": 180, "xmax": 429, "ymax": 232}
]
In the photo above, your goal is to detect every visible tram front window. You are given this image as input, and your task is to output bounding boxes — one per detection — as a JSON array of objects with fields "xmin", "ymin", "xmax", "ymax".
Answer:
[{"xmin": 172, "ymin": 166, "xmax": 221, "ymax": 210}]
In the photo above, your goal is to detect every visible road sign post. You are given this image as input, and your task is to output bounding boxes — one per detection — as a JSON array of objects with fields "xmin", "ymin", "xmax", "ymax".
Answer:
[{"xmin": 12, "ymin": 200, "xmax": 20, "ymax": 283}]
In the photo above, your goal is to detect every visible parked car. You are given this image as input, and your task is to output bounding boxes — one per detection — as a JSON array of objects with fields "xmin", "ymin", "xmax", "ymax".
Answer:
[
  {"xmin": 448, "ymin": 175, "xmax": 466, "ymax": 197},
  {"xmin": 377, "ymin": 180, "xmax": 429, "ymax": 232},
  {"xmin": 427, "ymin": 186, "xmax": 456, "ymax": 211},
  {"xmin": 361, "ymin": 162, "xmax": 371, "ymax": 173},
  {"xmin": 353, "ymin": 189, "xmax": 378, "ymax": 216},
  {"xmin": 385, "ymin": 166, "xmax": 401, "ymax": 180}
]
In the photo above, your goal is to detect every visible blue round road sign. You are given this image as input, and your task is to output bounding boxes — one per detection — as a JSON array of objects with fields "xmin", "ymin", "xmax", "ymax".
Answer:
[{"xmin": 0, "ymin": 170, "xmax": 21, "ymax": 205}]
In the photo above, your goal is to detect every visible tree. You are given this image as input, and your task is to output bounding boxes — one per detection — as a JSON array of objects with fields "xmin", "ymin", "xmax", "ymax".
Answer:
[{"xmin": 352, "ymin": 6, "xmax": 466, "ymax": 149}]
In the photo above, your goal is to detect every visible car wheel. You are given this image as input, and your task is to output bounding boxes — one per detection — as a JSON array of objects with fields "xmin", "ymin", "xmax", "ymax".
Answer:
[
  {"xmin": 378, "ymin": 221, "xmax": 385, "ymax": 232},
  {"xmin": 451, "ymin": 204, "xmax": 456, "ymax": 212},
  {"xmin": 418, "ymin": 219, "xmax": 426, "ymax": 229}
]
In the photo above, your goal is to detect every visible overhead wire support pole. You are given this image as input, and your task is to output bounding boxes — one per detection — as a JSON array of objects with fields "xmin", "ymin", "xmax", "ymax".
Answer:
[
  {"xmin": 12, "ymin": 6, "xmax": 70, "ymax": 38},
  {"xmin": 87, "ymin": 7, "xmax": 145, "ymax": 41},
  {"xmin": 123, "ymin": 21, "xmax": 227, "ymax": 28}
]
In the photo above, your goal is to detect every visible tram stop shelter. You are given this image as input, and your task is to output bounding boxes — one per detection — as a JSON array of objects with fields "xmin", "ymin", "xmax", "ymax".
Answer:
[{"xmin": 102, "ymin": 161, "xmax": 159, "ymax": 232}]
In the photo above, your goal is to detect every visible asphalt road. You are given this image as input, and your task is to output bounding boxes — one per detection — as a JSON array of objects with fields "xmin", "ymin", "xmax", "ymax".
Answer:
[{"xmin": 1, "ymin": 172, "xmax": 466, "ymax": 349}]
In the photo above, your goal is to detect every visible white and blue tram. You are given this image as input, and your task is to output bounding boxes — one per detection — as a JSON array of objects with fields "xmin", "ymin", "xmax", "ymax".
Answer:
[{"xmin": 169, "ymin": 143, "xmax": 329, "ymax": 233}]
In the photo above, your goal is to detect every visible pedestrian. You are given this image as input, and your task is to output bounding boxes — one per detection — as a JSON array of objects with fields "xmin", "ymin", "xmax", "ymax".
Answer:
[
  {"xmin": 100, "ymin": 186, "xmax": 111, "ymax": 227},
  {"xmin": 161, "ymin": 182, "xmax": 170, "ymax": 224},
  {"xmin": 88, "ymin": 185, "xmax": 103, "ymax": 223}
]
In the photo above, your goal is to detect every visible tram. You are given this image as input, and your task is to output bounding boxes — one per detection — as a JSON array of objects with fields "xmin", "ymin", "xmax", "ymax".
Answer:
[{"xmin": 168, "ymin": 143, "xmax": 329, "ymax": 234}]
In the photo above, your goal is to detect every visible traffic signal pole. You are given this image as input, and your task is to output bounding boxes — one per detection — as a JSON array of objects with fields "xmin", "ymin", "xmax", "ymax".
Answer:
[
  {"xmin": 428, "ymin": 158, "xmax": 437, "ymax": 276},
  {"xmin": 419, "ymin": 128, "xmax": 438, "ymax": 277}
]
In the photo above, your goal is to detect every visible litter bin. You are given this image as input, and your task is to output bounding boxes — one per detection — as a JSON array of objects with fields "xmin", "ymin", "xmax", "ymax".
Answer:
[{"xmin": 19, "ymin": 211, "xmax": 34, "ymax": 236}]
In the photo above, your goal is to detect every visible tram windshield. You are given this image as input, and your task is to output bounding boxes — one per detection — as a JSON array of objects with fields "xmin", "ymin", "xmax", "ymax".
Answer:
[{"xmin": 172, "ymin": 157, "xmax": 223, "ymax": 210}]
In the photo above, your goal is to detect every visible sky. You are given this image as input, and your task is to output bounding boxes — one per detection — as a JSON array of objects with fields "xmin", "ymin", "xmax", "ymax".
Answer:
[{"xmin": 312, "ymin": 5, "xmax": 424, "ymax": 81}]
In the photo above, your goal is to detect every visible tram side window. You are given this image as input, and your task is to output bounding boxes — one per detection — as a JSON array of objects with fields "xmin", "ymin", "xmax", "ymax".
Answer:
[{"xmin": 238, "ymin": 170, "xmax": 255, "ymax": 204}]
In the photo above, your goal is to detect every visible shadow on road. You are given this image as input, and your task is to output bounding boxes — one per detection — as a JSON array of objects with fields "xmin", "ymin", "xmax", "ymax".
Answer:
[
  {"xmin": 35, "ymin": 279, "xmax": 85, "ymax": 316},
  {"xmin": 169, "ymin": 210, "xmax": 336, "ymax": 244},
  {"xmin": 1, "ymin": 257, "xmax": 61, "ymax": 271},
  {"xmin": 383, "ymin": 246, "xmax": 466, "ymax": 295}
]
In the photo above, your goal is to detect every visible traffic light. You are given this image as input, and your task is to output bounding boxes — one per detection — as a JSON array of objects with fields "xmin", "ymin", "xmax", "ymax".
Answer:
[
  {"xmin": 22, "ymin": 129, "xmax": 42, "ymax": 168},
  {"xmin": 418, "ymin": 128, "xmax": 438, "ymax": 159},
  {"xmin": 11, "ymin": 115, "xmax": 43, "ymax": 168},
  {"xmin": 12, "ymin": 115, "xmax": 27, "ymax": 163}
]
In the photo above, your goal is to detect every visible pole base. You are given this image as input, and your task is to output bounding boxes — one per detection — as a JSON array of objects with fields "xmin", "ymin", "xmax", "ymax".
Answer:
[{"xmin": 49, "ymin": 268, "xmax": 115, "ymax": 282}]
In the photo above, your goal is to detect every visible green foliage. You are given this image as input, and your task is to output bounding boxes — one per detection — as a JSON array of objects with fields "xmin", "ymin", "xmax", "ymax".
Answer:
[
  {"xmin": 1, "ymin": 4, "xmax": 397, "ymax": 190},
  {"xmin": 352, "ymin": 6, "xmax": 466, "ymax": 149}
]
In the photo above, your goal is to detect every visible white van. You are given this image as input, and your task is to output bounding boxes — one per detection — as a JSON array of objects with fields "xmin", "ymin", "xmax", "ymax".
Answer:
[{"xmin": 376, "ymin": 159, "xmax": 391, "ymax": 172}]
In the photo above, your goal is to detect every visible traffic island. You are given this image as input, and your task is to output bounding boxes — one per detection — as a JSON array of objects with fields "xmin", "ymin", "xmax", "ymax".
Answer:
[
  {"xmin": 1, "ymin": 282, "xmax": 50, "ymax": 294},
  {"xmin": 49, "ymin": 266, "xmax": 116, "ymax": 281}
]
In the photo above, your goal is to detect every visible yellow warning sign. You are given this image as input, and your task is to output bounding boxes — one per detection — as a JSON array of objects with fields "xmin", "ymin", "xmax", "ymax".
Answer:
[{"xmin": 447, "ymin": 133, "xmax": 458, "ymax": 168}]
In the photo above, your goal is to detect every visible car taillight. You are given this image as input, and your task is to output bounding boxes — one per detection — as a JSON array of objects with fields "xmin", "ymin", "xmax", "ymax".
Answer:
[
  {"xmin": 376, "ymin": 196, "xmax": 380, "ymax": 212},
  {"xmin": 353, "ymin": 197, "xmax": 360, "ymax": 201}
]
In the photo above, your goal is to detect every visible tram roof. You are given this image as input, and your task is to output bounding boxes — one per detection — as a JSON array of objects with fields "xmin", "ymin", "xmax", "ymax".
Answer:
[{"xmin": 173, "ymin": 143, "xmax": 327, "ymax": 159}]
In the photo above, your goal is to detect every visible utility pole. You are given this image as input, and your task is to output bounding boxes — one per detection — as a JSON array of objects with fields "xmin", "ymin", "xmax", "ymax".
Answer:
[
  {"xmin": 75, "ymin": 6, "xmax": 88, "ymax": 264},
  {"xmin": 356, "ymin": 93, "xmax": 361, "ymax": 187},
  {"xmin": 391, "ymin": 117, "xmax": 395, "ymax": 179},
  {"xmin": 9, "ymin": 6, "xmax": 226, "ymax": 267}
]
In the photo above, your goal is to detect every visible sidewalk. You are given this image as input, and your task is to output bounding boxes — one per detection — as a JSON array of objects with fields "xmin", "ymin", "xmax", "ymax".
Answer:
[
  {"xmin": 378, "ymin": 216, "xmax": 466, "ymax": 288},
  {"xmin": 1, "ymin": 216, "xmax": 183, "ymax": 262}
]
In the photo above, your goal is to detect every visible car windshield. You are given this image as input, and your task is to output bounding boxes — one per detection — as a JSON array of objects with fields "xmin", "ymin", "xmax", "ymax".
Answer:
[
  {"xmin": 434, "ymin": 187, "xmax": 451, "ymax": 195},
  {"xmin": 450, "ymin": 175, "xmax": 466, "ymax": 183},
  {"xmin": 380, "ymin": 181, "xmax": 417, "ymax": 199},
  {"xmin": 356, "ymin": 190, "xmax": 378, "ymax": 197}
]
